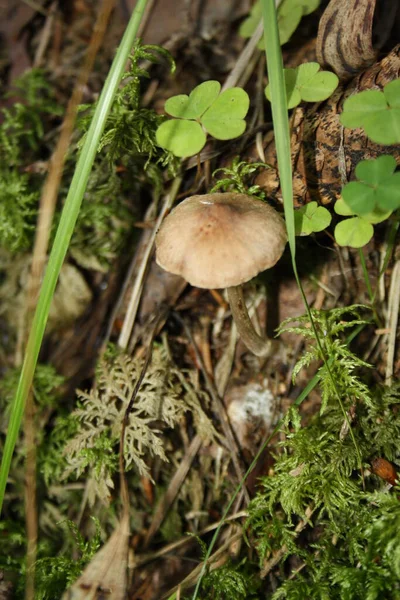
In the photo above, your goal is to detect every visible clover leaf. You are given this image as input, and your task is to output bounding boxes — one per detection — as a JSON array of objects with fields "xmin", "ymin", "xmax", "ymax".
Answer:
[
  {"xmin": 276, "ymin": 1, "xmax": 304, "ymax": 46},
  {"xmin": 156, "ymin": 81, "xmax": 250, "ymax": 158},
  {"xmin": 156, "ymin": 120, "xmax": 206, "ymax": 158},
  {"xmin": 333, "ymin": 193, "xmax": 393, "ymax": 249},
  {"xmin": 239, "ymin": 0, "xmax": 262, "ymax": 39},
  {"xmin": 340, "ymin": 79, "xmax": 400, "ymax": 144},
  {"xmin": 164, "ymin": 80, "xmax": 221, "ymax": 119},
  {"xmin": 201, "ymin": 88, "xmax": 249, "ymax": 140},
  {"xmin": 335, "ymin": 197, "xmax": 392, "ymax": 224},
  {"xmin": 334, "ymin": 217, "xmax": 374, "ymax": 248},
  {"xmin": 294, "ymin": 201, "xmax": 332, "ymax": 235},
  {"xmin": 335, "ymin": 197, "xmax": 392, "ymax": 223},
  {"xmin": 334, "ymin": 198, "xmax": 354, "ymax": 217},
  {"xmin": 341, "ymin": 155, "xmax": 400, "ymax": 214},
  {"xmin": 239, "ymin": 0, "xmax": 320, "ymax": 48},
  {"xmin": 265, "ymin": 62, "xmax": 339, "ymax": 109}
]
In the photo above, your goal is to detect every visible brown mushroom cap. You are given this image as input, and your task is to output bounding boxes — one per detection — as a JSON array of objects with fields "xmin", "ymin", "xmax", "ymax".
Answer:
[{"xmin": 155, "ymin": 193, "xmax": 287, "ymax": 289}]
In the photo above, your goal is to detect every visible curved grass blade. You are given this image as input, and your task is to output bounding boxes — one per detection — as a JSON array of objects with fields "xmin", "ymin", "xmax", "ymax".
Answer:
[{"xmin": 0, "ymin": 0, "xmax": 150, "ymax": 514}]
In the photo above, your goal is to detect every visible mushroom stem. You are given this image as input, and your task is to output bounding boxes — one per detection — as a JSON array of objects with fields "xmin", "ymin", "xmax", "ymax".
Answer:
[{"xmin": 227, "ymin": 285, "xmax": 272, "ymax": 357}]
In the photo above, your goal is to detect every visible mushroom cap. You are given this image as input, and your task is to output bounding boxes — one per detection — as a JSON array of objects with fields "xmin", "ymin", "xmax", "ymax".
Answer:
[{"xmin": 155, "ymin": 193, "xmax": 287, "ymax": 289}]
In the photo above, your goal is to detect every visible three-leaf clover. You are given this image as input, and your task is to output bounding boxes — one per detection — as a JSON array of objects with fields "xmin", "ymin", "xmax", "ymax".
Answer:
[
  {"xmin": 265, "ymin": 62, "xmax": 339, "ymax": 109},
  {"xmin": 294, "ymin": 201, "xmax": 332, "ymax": 235},
  {"xmin": 341, "ymin": 155, "xmax": 400, "ymax": 214},
  {"xmin": 156, "ymin": 81, "xmax": 249, "ymax": 157},
  {"xmin": 334, "ymin": 216, "xmax": 374, "ymax": 248},
  {"xmin": 334, "ymin": 197, "xmax": 392, "ymax": 224},
  {"xmin": 334, "ymin": 187, "xmax": 394, "ymax": 249},
  {"xmin": 340, "ymin": 79, "xmax": 400, "ymax": 145},
  {"xmin": 240, "ymin": 0, "xmax": 320, "ymax": 48}
]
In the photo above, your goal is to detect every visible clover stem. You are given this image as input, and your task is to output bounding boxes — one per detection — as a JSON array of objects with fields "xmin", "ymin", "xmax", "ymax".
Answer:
[{"xmin": 227, "ymin": 285, "xmax": 272, "ymax": 357}]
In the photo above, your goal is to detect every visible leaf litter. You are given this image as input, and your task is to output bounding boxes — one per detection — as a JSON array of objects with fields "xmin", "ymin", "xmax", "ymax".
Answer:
[{"xmin": 1, "ymin": 1, "xmax": 400, "ymax": 599}]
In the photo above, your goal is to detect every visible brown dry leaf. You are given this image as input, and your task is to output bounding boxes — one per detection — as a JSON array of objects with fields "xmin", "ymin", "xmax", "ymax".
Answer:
[
  {"xmin": 0, "ymin": 0, "xmax": 35, "ymax": 80},
  {"xmin": 62, "ymin": 514, "xmax": 130, "ymax": 600},
  {"xmin": 123, "ymin": 0, "xmax": 248, "ymax": 46},
  {"xmin": 48, "ymin": 263, "xmax": 92, "ymax": 331},
  {"xmin": 137, "ymin": 262, "xmax": 186, "ymax": 324},
  {"xmin": 0, "ymin": 570, "xmax": 13, "ymax": 600},
  {"xmin": 371, "ymin": 457, "xmax": 398, "ymax": 486},
  {"xmin": 0, "ymin": 256, "xmax": 92, "ymax": 334},
  {"xmin": 316, "ymin": 0, "xmax": 399, "ymax": 79}
]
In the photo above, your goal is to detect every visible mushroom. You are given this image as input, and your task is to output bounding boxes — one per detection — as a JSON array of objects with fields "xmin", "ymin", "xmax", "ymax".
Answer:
[{"xmin": 155, "ymin": 192, "xmax": 287, "ymax": 356}]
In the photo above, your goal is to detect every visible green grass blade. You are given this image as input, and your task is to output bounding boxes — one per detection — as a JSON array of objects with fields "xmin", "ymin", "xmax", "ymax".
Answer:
[
  {"xmin": 260, "ymin": 0, "xmax": 363, "ymax": 472},
  {"xmin": 0, "ymin": 0, "xmax": 150, "ymax": 514},
  {"xmin": 260, "ymin": 0, "xmax": 295, "ymax": 259}
]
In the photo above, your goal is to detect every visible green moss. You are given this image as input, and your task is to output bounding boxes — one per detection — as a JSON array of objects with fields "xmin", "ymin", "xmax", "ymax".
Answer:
[{"xmin": 243, "ymin": 307, "xmax": 400, "ymax": 599}]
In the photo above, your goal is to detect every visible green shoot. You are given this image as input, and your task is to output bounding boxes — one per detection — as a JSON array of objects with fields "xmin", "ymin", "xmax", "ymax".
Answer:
[
  {"xmin": 265, "ymin": 62, "xmax": 339, "ymax": 109},
  {"xmin": 239, "ymin": 0, "xmax": 321, "ymax": 48},
  {"xmin": 0, "ymin": 364, "xmax": 64, "ymax": 411},
  {"xmin": 210, "ymin": 157, "xmax": 269, "ymax": 196},
  {"xmin": 278, "ymin": 305, "xmax": 372, "ymax": 413},
  {"xmin": 294, "ymin": 201, "xmax": 332, "ymax": 235},
  {"xmin": 340, "ymin": 79, "xmax": 400, "ymax": 145},
  {"xmin": 68, "ymin": 163, "xmax": 133, "ymax": 271},
  {"xmin": 156, "ymin": 81, "xmax": 250, "ymax": 157},
  {"xmin": 246, "ymin": 382, "xmax": 400, "ymax": 600},
  {"xmin": 0, "ymin": 69, "xmax": 63, "ymax": 254},
  {"xmin": 200, "ymin": 561, "xmax": 257, "ymax": 599}
]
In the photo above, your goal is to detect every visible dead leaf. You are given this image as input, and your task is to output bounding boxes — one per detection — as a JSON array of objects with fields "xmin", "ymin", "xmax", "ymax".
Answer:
[
  {"xmin": 371, "ymin": 457, "xmax": 398, "ymax": 486},
  {"xmin": 0, "ymin": 0, "xmax": 35, "ymax": 80},
  {"xmin": 62, "ymin": 514, "xmax": 130, "ymax": 600},
  {"xmin": 0, "ymin": 255, "xmax": 92, "ymax": 335},
  {"xmin": 48, "ymin": 263, "xmax": 92, "ymax": 330},
  {"xmin": 316, "ymin": 0, "xmax": 399, "ymax": 79},
  {"xmin": 0, "ymin": 570, "xmax": 13, "ymax": 600}
]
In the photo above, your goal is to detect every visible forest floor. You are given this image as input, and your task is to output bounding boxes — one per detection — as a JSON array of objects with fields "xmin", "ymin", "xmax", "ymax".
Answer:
[{"xmin": 1, "ymin": 1, "xmax": 400, "ymax": 599}]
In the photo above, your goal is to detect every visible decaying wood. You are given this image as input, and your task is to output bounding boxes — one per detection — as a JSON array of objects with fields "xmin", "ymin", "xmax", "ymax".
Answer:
[{"xmin": 255, "ymin": 46, "xmax": 400, "ymax": 207}]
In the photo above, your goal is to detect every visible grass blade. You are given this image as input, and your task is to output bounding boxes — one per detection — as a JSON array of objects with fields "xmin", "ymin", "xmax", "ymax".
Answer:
[
  {"xmin": 260, "ymin": 0, "xmax": 295, "ymax": 259},
  {"xmin": 260, "ymin": 0, "xmax": 363, "ymax": 473},
  {"xmin": 0, "ymin": 0, "xmax": 150, "ymax": 514}
]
